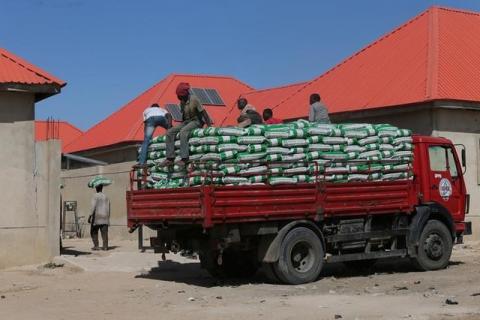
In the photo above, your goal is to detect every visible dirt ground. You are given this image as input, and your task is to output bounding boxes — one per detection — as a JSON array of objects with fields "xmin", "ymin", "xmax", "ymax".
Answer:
[{"xmin": 1, "ymin": 238, "xmax": 480, "ymax": 320}]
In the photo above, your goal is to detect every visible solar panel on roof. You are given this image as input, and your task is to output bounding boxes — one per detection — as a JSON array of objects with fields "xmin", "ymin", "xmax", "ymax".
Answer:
[
  {"xmin": 204, "ymin": 88, "xmax": 225, "ymax": 105},
  {"xmin": 165, "ymin": 104, "xmax": 182, "ymax": 122},
  {"xmin": 190, "ymin": 87, "xmax": 225, "ymax": 106},
  {"xmin": 190, "ymin": 88, "xmax": 212, "ymax": 105}
]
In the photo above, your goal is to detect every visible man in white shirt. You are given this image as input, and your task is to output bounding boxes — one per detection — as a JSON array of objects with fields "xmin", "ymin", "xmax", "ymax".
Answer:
[{"xmin": 138, "ymin": 103, "xmax": 172, "ymax": 165}]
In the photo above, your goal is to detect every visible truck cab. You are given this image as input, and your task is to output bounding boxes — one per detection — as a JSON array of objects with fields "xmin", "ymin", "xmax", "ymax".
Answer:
[{"xmin": 413, "ymin": 136, "xmax": 470, "ymax": 238}]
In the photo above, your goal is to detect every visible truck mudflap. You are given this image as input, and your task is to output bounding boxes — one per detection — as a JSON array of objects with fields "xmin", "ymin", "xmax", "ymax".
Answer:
[{"xmin": 464, "ymin": 221, "xmax": 472, "ymax": 235}]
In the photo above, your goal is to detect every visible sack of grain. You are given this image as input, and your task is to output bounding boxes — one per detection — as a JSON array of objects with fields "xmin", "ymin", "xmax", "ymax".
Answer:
[
  {"xmin": 218, "ymin": 143, "xmax": 248, "ymax": 152},
  {"xmin": 269, "ymin": 176, "xmax": 297, "ymax": 185},
  {"xmin": 245, "ymin": 126, "xmax": 265, "ymax": 136},
  {"xmin": 237, "ymin": 152, "xmax": 266, "ymax": 161},
  {"xmin": 237, "ymin": 136, "xmax": 266, "ymax": 145},
  {"xmin": 222, "ymin": 176, "xmax": 249, "ymax": 185},
  {"xmin": 281, "ymin": 139, "xmax": 308, "ymax": 148},
  {"xmin": 250, "ymin": 175, "xmax": 267, "ymax": 183},
  {"xmin": 88, "ymin": 176, "xmax": 112, "ymax": 188},
  {"xmin": 266, "ymin": 147, "xmax": 291, "ymax": 155},
  {"xmin": 266, "ymin": 154, "xmax": 283, "ymax": 161},
  {"xmin": 239, "ymin": 165, "xmax": 268, "ymax": 176}
]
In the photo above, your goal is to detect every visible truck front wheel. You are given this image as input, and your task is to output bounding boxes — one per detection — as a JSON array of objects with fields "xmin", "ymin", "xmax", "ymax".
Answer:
[
  {"xmin": 412, "ymin": 220, "xmax": 453, "ymax": 271},
  {"xmin": 273, "ymin": 227, "xmax": 324, "ymax": 285}
]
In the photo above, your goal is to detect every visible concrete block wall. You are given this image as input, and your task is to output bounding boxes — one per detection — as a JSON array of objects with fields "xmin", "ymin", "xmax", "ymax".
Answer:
[{"xmin": 0, "ymin": 92, "xmax": 61, "ymax": 268}]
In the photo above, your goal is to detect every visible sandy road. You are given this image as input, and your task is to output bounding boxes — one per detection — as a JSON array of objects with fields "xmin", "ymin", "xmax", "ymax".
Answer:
[{"xmin": 1, "ymin": 238, "xmax": 479, "ymax": 320}]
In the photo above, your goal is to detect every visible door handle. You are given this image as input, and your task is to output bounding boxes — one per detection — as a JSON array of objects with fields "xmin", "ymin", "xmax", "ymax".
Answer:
[{"xmin": 431, "ymin": 185, "xmax": 438, "ymax": 190}]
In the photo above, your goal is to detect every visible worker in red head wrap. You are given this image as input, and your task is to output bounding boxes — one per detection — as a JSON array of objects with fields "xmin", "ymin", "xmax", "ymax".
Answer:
[
  {"xmin": 176, "ymin": 82, "xmax": 190, "ymax": 99},
  {"xmin": 165, "ymin": 82, "xmax": 212, "ymax": 165}
]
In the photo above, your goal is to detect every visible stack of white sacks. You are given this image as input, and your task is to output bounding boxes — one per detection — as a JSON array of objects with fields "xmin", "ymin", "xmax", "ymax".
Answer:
[{"xmin": 142, "ymin": 120, "xmax": 413, "ymax": 189}]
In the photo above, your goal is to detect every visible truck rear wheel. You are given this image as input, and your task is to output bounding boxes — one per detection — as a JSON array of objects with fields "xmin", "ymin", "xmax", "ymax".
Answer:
[
  {"xmin": 412, "ymin": 220, "xmax": 452, "ymax": 271},
  {"xmin": 273, "ymin": 227, "xmax": 324, "ymax": 285}
]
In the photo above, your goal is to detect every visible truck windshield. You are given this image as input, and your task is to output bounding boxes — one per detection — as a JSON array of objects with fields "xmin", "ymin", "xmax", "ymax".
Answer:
[{"xmin": 428, "ymin": 146, "xmax": 458, "ymax": 178}]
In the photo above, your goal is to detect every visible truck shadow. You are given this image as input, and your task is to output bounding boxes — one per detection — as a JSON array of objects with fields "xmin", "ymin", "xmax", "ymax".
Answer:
[
  {"xmin": 135, "ymin": 258, "xmax": 464, "ymax": 287},
  {"xmin": 322, "ymin": 258, "xmax": 463, "ymax": 278},
  {"xmin": 135, "ymin": 260, "xmax": 220, "ymax": 287}
]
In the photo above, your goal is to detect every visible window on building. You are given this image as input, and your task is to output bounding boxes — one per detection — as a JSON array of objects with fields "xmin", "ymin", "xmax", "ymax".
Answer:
[{"xmin": 189, "ymin": 88, "xmax": 225, "ymax": 106}]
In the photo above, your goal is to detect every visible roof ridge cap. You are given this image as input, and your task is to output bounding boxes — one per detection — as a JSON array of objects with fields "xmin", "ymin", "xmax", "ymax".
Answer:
[
  {"xmin": 244, "ymin": 81, "xmax": 309, "ymax": 95},
  {"xmin": 272, "ymin": 8, "xmax": 431, "ymax": 110},
  {"xmin": 435, "ymin": 6, "xmax": 480, "ymax": 16},
  {"xmin": 171, "ymin": 73, "xmax": 255, "ymax": 90},
  {"xmin": 426, "ymin": 7, "xmax": 440, "ymax": 99}
]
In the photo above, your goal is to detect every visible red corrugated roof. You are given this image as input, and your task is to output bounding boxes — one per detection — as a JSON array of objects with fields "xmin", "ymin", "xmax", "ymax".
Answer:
[
  {"xmin": 0, "ymin": 48, "xmax": 65, "ymax": 86},
  {"xmin": 65, "ymin": 74, "xmax": 253, "ymax": 153},
  {"xmin": 268, "ymin": 6, "xmax": 480, "ymax": 119},
  {"xmin": 35, "ymin": 121, "xmax": 83, "ymax": 152},
  {"xmin": 221, "ymin": 81, "xmax": 309, "ymax": 123}
]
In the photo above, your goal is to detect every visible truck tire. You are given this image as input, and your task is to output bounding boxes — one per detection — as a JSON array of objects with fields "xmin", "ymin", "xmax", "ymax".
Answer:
[
  {"xmin": 261, "ymin": 262, "xmax": 280, "ymax": 283},
  {"xmin": 199, "ymin": 251, "xmax": 222, "ymax": 278},
  {"xmin": 273, "ymin": 227, "xmax": 324, "ymax": 285},
  {"xmin": 412, "ymin": 220, "xmax": 453, "ymax": 271}
]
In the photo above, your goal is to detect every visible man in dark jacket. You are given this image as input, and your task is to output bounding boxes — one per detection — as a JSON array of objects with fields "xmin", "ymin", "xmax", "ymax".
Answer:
[{"xmin": 236, "ymin": 98, "xmax": 263, "ymax": 128}]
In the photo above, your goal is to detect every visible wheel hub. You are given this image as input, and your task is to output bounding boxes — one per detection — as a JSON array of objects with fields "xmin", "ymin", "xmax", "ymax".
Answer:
[
  {"xmin": 290, "ymin": 241, "xmax": 314, "ymax": 273},
  {"xmin": 424, "ymin": 233, "xmax": 444, "ymax": 260}
]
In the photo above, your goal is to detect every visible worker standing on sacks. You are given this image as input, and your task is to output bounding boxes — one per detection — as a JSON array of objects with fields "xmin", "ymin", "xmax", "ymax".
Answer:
[
  {"xmin": 165, "ymin": 82, "xmax": 212, "ymax": 165},
  {"xmin": 308, "ymin": 93, "xmax": 330, "ymax": 123}
]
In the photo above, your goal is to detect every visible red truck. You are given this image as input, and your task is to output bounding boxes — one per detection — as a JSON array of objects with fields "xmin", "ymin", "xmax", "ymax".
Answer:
[{"xmin": 127, "ymin": 135, "xmax": 472, "ymax": 284}]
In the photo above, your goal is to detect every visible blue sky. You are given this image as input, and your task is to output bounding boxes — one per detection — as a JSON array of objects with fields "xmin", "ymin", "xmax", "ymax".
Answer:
[{"xmin": 3, "ymin": 0, "xmax": 480, "ymax": 130}]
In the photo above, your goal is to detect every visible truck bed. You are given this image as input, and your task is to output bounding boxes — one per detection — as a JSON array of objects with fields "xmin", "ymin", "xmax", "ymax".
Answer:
[{"xmin": 127, "ymin": 180, "xmax": 416, "ymax": 229}]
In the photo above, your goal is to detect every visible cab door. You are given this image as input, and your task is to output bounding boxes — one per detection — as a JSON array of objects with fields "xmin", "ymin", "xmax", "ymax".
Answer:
[{"xmin": 427, "ymin": 145, "xmax": 463, "ymax": 221}]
